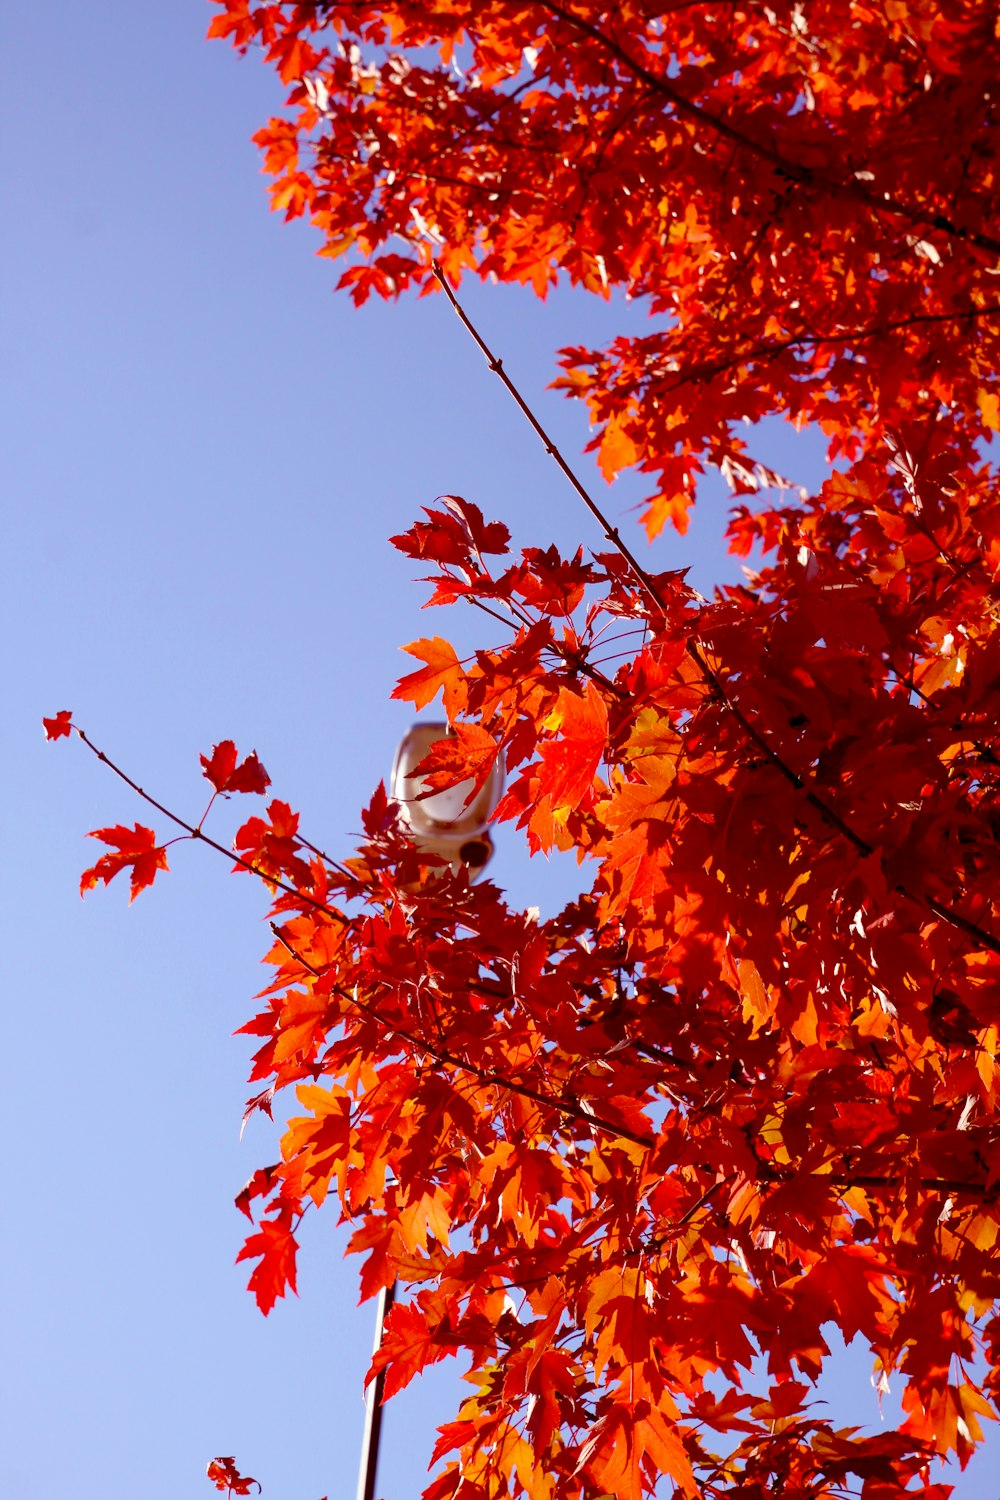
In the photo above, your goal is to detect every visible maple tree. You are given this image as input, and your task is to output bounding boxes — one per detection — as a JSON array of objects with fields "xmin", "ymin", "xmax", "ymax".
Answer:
[{"xmin": 46, "ymin": 1, "xmax": 1000, "ymax": 1496}]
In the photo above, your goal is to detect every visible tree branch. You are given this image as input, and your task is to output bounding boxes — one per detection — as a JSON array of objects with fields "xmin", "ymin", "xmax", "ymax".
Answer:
[
  {"xmin": 432, "ymin": 259, "xmax": 665, "ymax": 614},
  {"xmin": 70, "ymin": 717, "xmax": 1000, "ymax": 1195},
  {"xmin": 648, "ymin": 302, "xmax": 1000, "ymax": 396},
  {"xmin": 431, "ymin": 273, "xmax": 1000, "ymax": 960}
]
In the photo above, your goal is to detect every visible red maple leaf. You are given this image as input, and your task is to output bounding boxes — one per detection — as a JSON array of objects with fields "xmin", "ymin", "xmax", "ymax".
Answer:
[
  {"xmin": 234, "ymin": 1163, "xmax": 281, "ymax": 1223},
  {"xmin": 391, "ymin": 496, "xmax": 510, "ymax": 567},
  {"xmin": 411, "ymin": 723, "xmax": 500, "ymax": 801},
  {"xmin": 206, "ymin": 1456, "xmax": 261, "ymax": 1495},
  {"xmin": 368, "ymin": 1299, "xmax": 456, "ymax": 1401},
  {"xmin": 233, "ymin": 800, "xmax": 312, "ymax": 887},
  {"xmin": 200, "ymin": 740, "xmax": 271, "ymax": 795},
  {"xmin": 236, "ymin": 1209, "xmax": 299, "ymax": 1315},
  {"xmin": 536, "ymin": 681, "xmax": 608, "ymax": 812},
  {"xmin": 239, "ymin": 1087, "xmax": 276, "ymax": 1144},
  {"xmin": 80, "ymin": 824, "xmax": 169, "ymax": 903},
  {"xmin": 42, "ymin": 709, "xmax": 73, "ymax": 741}
]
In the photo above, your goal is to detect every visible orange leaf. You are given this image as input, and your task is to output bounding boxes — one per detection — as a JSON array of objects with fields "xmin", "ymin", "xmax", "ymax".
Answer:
[
  {"xmin": 536, "ymin": 681, "xmax": 608, "ymax": 813},
  {"xmin": 393, "ymin": 637, "xmax": 467, "ymax": 716},
  {"xmin": 205, "ymin": 2, "xmax": 258, "ymax": 48},
  {"xmin": 597, "ymin": 412, "xmax": 639, "ymax": 481}
]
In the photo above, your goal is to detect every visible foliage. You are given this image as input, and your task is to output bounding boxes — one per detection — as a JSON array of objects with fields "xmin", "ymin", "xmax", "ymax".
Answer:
[
  {"xmin": 49, "ymin": 2, "xmax": 1000, "ymax": 1496},
  {"xmin": 207, "ymin": 1456, "xmax": 262, "ymax": 1495}
]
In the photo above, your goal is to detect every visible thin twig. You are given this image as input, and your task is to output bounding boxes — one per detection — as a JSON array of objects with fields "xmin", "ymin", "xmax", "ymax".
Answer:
[
  {"xmin": 649, "ymin": 302, "xmax": 1000, "ymax": 399},
  {"xmin": 432, "ymin": 260, "xmax": 664, "ymax": 613}
]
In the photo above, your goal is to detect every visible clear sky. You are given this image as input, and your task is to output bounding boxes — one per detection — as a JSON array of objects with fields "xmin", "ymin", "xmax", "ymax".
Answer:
[{"xmin": 3, "ymin": 4, "xmax": 995, "ymax": 1499}]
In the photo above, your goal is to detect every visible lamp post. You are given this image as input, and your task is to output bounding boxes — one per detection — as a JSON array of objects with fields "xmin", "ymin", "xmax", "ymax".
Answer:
[
  {"xmin": 389, "ymin": 722, "xmax": 504, "ymax": 879},
  {"xmin": 355, "ymin": 1279, "xmax": 395, "ymax": 1500},
  {"xmin": 355, "ymin": 724, "xmax": 504, "ymax": 1500}
]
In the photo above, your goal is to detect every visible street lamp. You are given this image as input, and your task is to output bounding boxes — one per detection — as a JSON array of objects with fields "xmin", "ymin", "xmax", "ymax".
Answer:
[
  {"xmin": 355, "ymin": 723, "xmax": 504, "ymax": 1500},
  {"xmin": 389, "ymin": 722, "xmax": 504, "ymax": 879}
]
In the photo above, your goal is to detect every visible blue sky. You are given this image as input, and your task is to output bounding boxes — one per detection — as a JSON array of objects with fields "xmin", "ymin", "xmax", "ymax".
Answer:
[{"xmin": 3, "ymin": 4, "xmax": 995, "ymax": 1498}]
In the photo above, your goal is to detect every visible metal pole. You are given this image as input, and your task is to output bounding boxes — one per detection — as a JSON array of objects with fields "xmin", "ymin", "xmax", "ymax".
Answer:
[{"xmin": 356, "ymin": 1280, "xmax": 396, "ymax": 1500}]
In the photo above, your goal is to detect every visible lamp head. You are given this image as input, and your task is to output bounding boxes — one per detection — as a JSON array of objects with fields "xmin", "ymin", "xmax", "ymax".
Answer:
[{"xmin": 390, "ymin": 723, "xmax": 503, "ymax": 880}]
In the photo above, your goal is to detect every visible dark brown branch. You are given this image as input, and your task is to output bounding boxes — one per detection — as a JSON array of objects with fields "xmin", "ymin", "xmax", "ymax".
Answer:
[
  {"xmin": 651, "ymin": 302, "xmax": 1000, "ymax": 396},
  {"xmin": 69, "ymin": 719, "xmax": 1000, "ymax": 1193},
  {"xmin": 676, "ymin": 1173, "xmax": 736, "ymax": 1229}
]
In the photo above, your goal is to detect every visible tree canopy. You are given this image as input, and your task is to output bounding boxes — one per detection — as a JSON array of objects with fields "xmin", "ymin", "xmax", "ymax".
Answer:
[{"xmin": 51, "ymin": 3, "xmax": 1000, "ymax": 1497}]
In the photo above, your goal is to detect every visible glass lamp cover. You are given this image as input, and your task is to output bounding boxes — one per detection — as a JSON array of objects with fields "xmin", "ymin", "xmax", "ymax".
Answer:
[{"xmin": 390, "ymin": 723, "xmax": 504, "ymax": 837}]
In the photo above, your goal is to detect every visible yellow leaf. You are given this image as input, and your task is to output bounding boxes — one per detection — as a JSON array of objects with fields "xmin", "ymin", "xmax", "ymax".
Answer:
[{"xmin": 627, "ymin": 707, "xmax": 680, "ymax": 790}]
